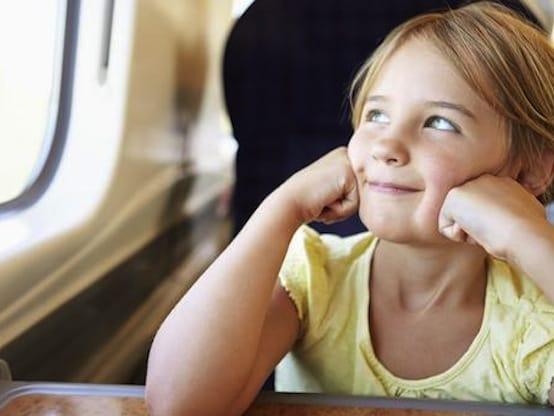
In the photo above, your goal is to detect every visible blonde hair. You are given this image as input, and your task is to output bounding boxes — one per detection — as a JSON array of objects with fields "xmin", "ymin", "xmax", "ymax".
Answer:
[{"xmin": 350, "ymin": 2, "xmax": 554, "ymax": 203}]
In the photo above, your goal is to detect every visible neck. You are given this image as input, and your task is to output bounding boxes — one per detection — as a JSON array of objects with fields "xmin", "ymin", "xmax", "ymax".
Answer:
[{"xmin": 371, "ymin": 239, "xmax": 488, "ymax": 313}]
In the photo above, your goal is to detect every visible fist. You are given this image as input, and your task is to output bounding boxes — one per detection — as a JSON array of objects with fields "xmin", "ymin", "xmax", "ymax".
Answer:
[
  {"xmin": 278, "ymin": 147, "xmax": 359, "ymax": 224},
  {"xmin": 438, "ymin": 174, "xmax": 546, "ymax": 261}
]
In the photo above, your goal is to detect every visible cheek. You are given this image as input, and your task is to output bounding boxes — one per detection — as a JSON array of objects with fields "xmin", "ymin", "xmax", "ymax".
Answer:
[
  {"xmin": 347, "ymin": 132, "xmax": 365, "ymax": 173},
  {"xmin": 417, "ymin": 154, "xmax": 466, "ymax": 221},
  {"xmin": 347, "ymin": 132, "xmax": 369, "ymax": 192},
  {"xmin": 425, "ymin": 157, "xmax": 459, "ymax": 195}
]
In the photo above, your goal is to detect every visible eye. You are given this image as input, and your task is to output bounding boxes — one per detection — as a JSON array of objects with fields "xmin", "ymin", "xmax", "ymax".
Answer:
[
  {"xmin": 425, "ymin": 116, "xmax": 461, "ymax": 133},
  {"xmin": 365, "ymin": 109, "xmax": 390, "ymax": 124}
]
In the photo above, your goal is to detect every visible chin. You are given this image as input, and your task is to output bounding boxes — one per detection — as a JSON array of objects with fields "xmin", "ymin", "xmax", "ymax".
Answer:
[
  {"xmin": 360, "ymin": 211, "xmax": 439, "ymax": 244},
  {"xmin": 360, "ymin": 213, "xmax": 411, "ymax": 243}
]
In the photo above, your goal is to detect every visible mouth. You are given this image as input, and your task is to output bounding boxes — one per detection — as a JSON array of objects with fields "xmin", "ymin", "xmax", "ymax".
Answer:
[{"xmin": 367, "ymin": 181, "xmax": 421, "ymax": 194}]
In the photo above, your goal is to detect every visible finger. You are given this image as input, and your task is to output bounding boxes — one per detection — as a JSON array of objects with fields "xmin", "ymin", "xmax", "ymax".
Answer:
[
  {"xmin": 323, "ymin": 179, "xmax": 359, "ymax": 221},
  {"xmin": 438, "ymin": 211, "xmax": 452, "ymax": 238},
  {"xmin": 339, "ymin": 188, "xmax": 360, "ymax": 219},
  {"xmin": 448, "ymin": 223, "xmax": 462, "ymax": 241},
  {"xmin": 340, "ymin": 171, "xmax": 359, "ymax": 216},
  {"xmin": 317, "ymin": 205, "xmax": 345, "ymax": 224},
  {"xmin": 438, "ymin": 199, "xmax": 467, "ymax": 242},
  {"xmin": 453, "ymin": 223, "xmax": 469, "ymax": 243},
  {"xmin": 440, "ymin": 223, "xmax": 466, "ymax": 243},
  {"xmin": 320, "ymin": 199, "xmax": 355, "ymax": 223},
  {"xmin": 316, "ymin": 207, "xmax": 334, "ymax": 224}
]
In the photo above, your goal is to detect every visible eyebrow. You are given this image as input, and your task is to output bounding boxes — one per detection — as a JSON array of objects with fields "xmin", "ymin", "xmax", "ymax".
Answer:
[
  {"xmin": 366, "ymin": 95, "xmax": 387, "ymax": 103},
  {"xmin": 365, "ymin": 96, "xmax": 476, "ymax": 120},
  {"xmin": 427, "ymin": 100, "xmax": 476, "ymax": 120}
]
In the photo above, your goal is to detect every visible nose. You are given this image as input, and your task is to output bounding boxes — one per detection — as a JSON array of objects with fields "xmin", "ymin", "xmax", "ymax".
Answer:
[{"xmin": 370, "ymin": 137, "xmax": 410, "ymax": 166}]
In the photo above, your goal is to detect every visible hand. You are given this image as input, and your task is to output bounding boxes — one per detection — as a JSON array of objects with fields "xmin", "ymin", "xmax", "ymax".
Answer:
[
  {"xmin": 276, "ymin": 147, "xmax": 359, "ymax": 224},
  {"xmin": 438, "ymin": 174, "xmax": 547, "ymax": 262}
]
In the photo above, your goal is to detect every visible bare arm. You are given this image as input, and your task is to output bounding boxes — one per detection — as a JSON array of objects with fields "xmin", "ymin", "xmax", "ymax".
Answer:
[
  {"xmin": 227, "ymin": 280, "xmax": 300, "ymax": 415},
  {"xmin": 437, "ymin": 175, "xmax": 554, "ymax": 303},
  {"xmin": 145, "ymin": 192, "xmax": 302, "ymax": 415},
  {"xmin": 145, "ymin": 148, "xmax": 358, "ymax": 415},
  {"xmin": 508, "ymin": 219, "xmax": 554, "ymax": 303}
]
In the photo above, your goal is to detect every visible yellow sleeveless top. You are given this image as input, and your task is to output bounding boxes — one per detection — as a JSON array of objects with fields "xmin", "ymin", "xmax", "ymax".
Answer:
[{"xmin": 275, "ymin": 225, "xmax": 554, "ymax": 405}]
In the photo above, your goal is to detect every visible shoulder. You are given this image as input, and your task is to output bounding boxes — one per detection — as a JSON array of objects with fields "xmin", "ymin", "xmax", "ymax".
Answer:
[
  {"xmin": 281, "ymin": 224, "xmax": 375, "ymax": 274},
  {"xmin": 278, "ymin": 225, "xmax": 374, "ymax": 334}
]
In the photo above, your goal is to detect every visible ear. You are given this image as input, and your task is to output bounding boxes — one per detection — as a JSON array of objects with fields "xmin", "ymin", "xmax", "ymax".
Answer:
[{"xmin": 516, "ymin": 149, "xmax": 554, "ymax": 196}]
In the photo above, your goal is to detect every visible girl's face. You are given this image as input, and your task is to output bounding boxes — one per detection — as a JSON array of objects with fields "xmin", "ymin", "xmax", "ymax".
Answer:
[{"xmin": 348, "ymin": 38, "xmax": 510, "ymax": 244}]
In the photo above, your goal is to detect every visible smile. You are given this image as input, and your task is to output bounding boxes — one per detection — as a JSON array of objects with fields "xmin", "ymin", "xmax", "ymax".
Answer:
[{"xmin": 367, "ymin": 181, "xmax": 420, "ymax": 195}]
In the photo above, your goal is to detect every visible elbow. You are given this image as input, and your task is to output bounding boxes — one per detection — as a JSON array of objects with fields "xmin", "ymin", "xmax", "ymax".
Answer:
[
  {"xmin": 145, "ymin": 361, "xmax": 189, "ymax": 416},
  {"xmin": 145, "ymin": 340, "xmax": 240, "ymax": 415},
  {"xmin": 145, "ymin": 382, "xmax": 199, "ymax": 416},
  {"xmin": 145, "ymin": 379, "xmax": 179, "ymax": 416},
  {"xmin": 145, "ymin": 372, "xmax": 233, "ymax": 416},
  {"xmin": 145, "ymin": 387, "xmax": 236, "ymax": 416},
  {"xmin": 145, "ymin": 337, "xmax": 188, "ymax": 415}
]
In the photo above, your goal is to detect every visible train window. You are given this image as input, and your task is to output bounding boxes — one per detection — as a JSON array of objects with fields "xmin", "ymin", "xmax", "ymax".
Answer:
[
  {"xmin": 0, "ymin": 1, "xmax": 63, "ymax": 204},
  {"xmin": 232, "ymin": 0, "xmax": 255, "ymax": 18}
]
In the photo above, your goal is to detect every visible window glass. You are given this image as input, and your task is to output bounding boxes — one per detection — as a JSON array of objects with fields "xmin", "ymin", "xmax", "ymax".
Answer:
[
  {"xmin": 232, "ymin": 0, "xmax": 255, "ymax": 19},
  {"xmin": 0, "ymin": 1, "xmax": 62, "ymax": 204}
]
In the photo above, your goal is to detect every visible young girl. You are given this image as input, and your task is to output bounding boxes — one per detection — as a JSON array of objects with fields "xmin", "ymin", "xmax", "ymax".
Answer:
[{"xmin": 145, "ymin": 2, "xmax": 554, "ymax": 415}]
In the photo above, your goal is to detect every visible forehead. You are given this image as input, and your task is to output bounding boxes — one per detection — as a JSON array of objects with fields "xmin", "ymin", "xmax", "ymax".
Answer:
[
  {"xmin": 367, "ymin": 38, "xmax": 487, "ymax": 109},
  {"xmin": 362, "ymin": 37, "xmax": 508, "ymax": 148}
]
